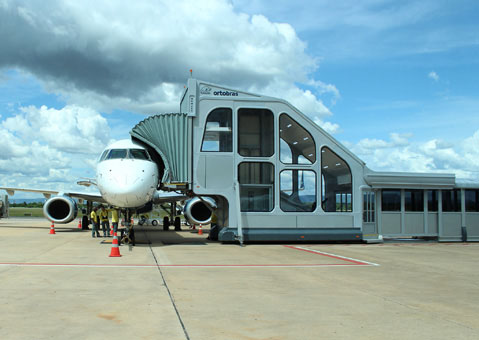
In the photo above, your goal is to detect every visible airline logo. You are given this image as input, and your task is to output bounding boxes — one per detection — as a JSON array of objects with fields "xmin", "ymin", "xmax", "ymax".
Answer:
[{"xmin": 200, "ymin": 86, "xmax": 238, "ymax": 97}]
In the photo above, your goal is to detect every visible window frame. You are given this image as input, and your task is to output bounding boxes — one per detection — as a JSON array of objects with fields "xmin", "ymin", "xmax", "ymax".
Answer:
[
  {"xmin": 320, "ymin": 146, "xmax": 353, "ymax": 213},
  {"xmin": 237, "ymin": 108, "xmax": 274, "ymax": 158},
  {"xmin": 201, "ymin": 107, "xmax": 233, "ymax": 153},
  {"xmin": 279, "ymin": 169, "xmax": 317, "ymax": 212},
  {"xmin": 238, "ymin": 162, "xmax": 275, "ymax": 212},
  {"xmin": 279, "ymin": 113, "xmax": 316, "ymax": 165}
]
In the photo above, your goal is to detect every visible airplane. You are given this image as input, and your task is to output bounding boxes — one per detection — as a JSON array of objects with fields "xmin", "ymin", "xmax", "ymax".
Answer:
[{"xmin": 0, "ymin": 138, "xmax": 216, "ymax": 244}]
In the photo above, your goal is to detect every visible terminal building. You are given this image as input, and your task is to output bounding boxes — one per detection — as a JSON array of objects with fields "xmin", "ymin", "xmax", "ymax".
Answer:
[{"xmin": 130, "ymin": 78, "xmax": 479, "ymax": 243}]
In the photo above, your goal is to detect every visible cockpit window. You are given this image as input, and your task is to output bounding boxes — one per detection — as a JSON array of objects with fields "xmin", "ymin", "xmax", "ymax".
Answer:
[
  {"xmin": 130, "ymin": 149, "xmax": 150, "ymax": 160},
  {"xmin": 106, "ymin": 149, "xmax": 128, "ymax": 160},
  {"xmin": 99, "ymin": 150, "xmax": 109, "ymax": 162},
  {"xmin": 101, "ymin": 148, "xmax": 151, "ymax": 161}
]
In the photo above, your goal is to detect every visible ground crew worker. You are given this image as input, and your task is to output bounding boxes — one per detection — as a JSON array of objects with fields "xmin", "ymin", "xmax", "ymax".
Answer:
[
  {"xmin": 99, "ymin": 206, "xmax": 110, "ymax": 237},
  {"xmin": 90, "ymin": 207, "xmax": 100, "ymax": 238},
  {"xmin": 110, "ymin": 208, "xmax": 120, "ymax": 234}
]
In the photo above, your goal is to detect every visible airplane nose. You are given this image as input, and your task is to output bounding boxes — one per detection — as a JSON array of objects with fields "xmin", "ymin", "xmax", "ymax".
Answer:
[{"xmin": 98, "ymin": 160, "xmax": 158, "ymax": 208}]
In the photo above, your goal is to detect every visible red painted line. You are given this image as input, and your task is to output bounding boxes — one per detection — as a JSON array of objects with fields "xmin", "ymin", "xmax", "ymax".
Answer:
[
  {"xmin": 283, "ymin": 245, "xmax": 373, "ymax": 266},
  {"xmin": 0, "ymin": 262, "xmax": 366, "ymax": 268}
]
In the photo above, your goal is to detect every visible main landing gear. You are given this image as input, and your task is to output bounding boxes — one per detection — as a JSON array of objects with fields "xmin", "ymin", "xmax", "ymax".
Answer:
[{"xmin": 162, "ymin": 216, "xmax": 181, "ymax": 231}]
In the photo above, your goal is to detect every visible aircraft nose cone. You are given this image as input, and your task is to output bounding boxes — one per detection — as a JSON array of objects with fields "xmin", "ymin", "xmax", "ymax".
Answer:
[{"xmin": 97, "ymin": 160, "xmax": 158, "ymax": 208}]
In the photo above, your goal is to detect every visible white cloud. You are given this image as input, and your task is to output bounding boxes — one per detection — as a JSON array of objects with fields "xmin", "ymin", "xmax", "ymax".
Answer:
[
  {"xmin": 0, "ymin": 104, "xmax": 108, "ymax": 192},
  {"xmin": 2, "ymin": 105, "xmax": 110, "ymax": 154},
  {"xmin": 350, "ymin": 130, "xmax": 479, "ymax": 181},
  {"xmin": 428, "ymin": 71, "xmax": 439, "ymax": 82},
  {"xmin": 0, "ymin": 0, "xmax": 325, "ymax": 119}
]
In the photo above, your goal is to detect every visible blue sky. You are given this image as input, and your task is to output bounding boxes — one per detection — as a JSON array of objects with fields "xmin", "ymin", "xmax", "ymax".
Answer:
[{"xmin": 1, "ymin": 0, "xmax": 478, "ymax": 197}]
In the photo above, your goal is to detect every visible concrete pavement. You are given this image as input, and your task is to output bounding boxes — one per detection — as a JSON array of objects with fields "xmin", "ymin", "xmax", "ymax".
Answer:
[{"xmin": 1, "ymin": 218, "xmax": 478, "ymax": 339}]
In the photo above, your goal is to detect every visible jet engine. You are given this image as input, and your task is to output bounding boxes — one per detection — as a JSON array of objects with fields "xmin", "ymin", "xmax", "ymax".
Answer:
[
  {"xmin": 43, "ymin": 196, "xmax": 78, "ymax": 224},
  {"xmin": 183, "ymin": 197, "xmax": 217, "ymax": 225}
]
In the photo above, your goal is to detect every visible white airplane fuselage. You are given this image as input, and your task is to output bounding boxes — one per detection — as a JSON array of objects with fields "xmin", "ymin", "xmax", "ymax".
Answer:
[{"xmin": 96, "ymin": 139, "xmax": 159, "ymax": 208}]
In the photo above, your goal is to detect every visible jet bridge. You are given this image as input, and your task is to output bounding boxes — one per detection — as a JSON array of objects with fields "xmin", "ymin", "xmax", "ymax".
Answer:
[
  {"xmin": 130, "ymin": 77, "xmax": 479, "ymax": 244},
  {"xmin": 130, "ymin": 113, "xmax": 193, "ymax": 190}
]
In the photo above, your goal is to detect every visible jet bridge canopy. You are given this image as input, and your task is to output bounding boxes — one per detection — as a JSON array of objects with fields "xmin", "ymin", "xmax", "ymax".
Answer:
[{"xmin": 130, "ymin": 113, "xmax": 192, "ymax": 187}]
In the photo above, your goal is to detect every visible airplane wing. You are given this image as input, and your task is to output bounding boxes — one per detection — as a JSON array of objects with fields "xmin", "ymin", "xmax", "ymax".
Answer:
[{"xmin": 0, "ymin": 187, "xmax": 106, "ymax": 204}]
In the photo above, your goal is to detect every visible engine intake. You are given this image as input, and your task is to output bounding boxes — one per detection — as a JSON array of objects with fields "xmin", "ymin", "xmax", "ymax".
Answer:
[
  {"xmin": 43, "ymin": 196, "xmax": 78, "ymax": 224},
  {"xmin": 183, "ymin": 197, "xmax": 217, "ymax": 225}
]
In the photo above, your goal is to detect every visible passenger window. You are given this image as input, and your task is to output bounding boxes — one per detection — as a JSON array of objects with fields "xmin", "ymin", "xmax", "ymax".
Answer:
[
  {"xmin": 280, "ymin": 170, "xmax": 316, "ymax": 212},
  {"xmin": 106, "ymin": 149, "xmax": 127, "ymax": 160},
  {"xmin": 321, "ymin": 147, "xmax": 352, "ymax": 212},
  {"xmin": 129, "ymin": 149, "xmax": 150, "ymax": 160},
  {"xmin": 238, "ymin": 162, "xmax": 274, "ymax": 212},
  {"xmin": 238, "ymin": 108, "xmax": 274, "ymax": 157},
  {"xmin": 201, "ymin": 108, "xmax": 232, "ymax": 152},
  {"xmin": 280, "ymin": 114, "xmax": 315, "ymax": 164}
]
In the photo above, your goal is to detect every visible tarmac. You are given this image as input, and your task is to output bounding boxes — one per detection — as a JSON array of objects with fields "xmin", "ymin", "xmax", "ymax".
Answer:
[{"xmin": 1, "ymin": 217, "xmax": 479, "ymax": 340}]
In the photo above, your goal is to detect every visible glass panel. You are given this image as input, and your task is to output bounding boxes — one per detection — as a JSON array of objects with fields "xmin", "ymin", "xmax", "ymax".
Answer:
[
  {"xmin": 99, "ymin": 150, "xmax": 109, "ymax": 162},
  {"xmin": 465, "ymin": 189, "xmax": 479, "ymax": 212},
  {"xmin": 106, "ymin": 149, "xmax": 127, "ymax": 160},
  {"xmin": 442, "ymin": 189, "xmax": 461, "ymax": 212},
  {"xmin": 279, "ymin": 114, "xmax": 315, "ymax": 164},
  {"xmin": 405, "ymin": 190, "xmax": 424, "ymax": 212},
  {"xmin": 382, "ymin": 190, "xmax": 401, "ymax": 211},
  {"xmin": 201, "ymin": 108, "xmax": 232, "ymax": 152},
  {"xmin": 129, "ymin": 149, "xmax": 150, "ymax": 160},
  {"xmin": 363, "ymin": 191, "xmax": 375, "ymax": 222},
  {"xmin": 238, "ymin": 109, "xmax": 274, "ymax": 157},
  {"xmin": 427, "ymin": 190, "xmax": 438, "ymax": 212},
  {"xmin": 238, "ymin": 162, "xmax": 274, "ymax": 212},
  {"xmin": 280, "ymin": 170, "xmax": 316, "ymax": 212},
  {"xmin": 321, "ymin": 147, "xmax": 352, "ymax": 212}
]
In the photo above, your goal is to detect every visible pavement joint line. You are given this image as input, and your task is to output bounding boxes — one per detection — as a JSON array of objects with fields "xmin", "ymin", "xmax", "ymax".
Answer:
[
  {"xmin": 284, "ymin": 245, "xmax": 381, "ymax": 266},
  {"xmin": 144, "ymin": 230, "xmax": 191, "ymax": 340}
]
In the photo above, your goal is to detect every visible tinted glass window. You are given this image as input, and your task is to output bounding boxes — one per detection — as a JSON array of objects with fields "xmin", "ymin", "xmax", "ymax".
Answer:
[
  {"xmin": 238, "ymin": 162, "xmax": 274, "ymax": 212},
  {"xmin": 321, "ymin": 147, "xmax": 352, "ymax": 212},
  {"xmin": 280, "ymin": 170, "xmax": 316, "ymax": 212},
  {"xmin": 428, "ymin": 190, "xmax": 438, "ymax": 212},
  {"xmin": 405, "ymin": 190, "xmax": 424, "ymax": 212},
  {"xmin": 280, "ymin": 114, "xmax": 315, "ymax": 164},
  {"xmin": 201, "ymin": 108, "xmax": 232, "ymax": 152},
  {"xmin": 238, "ymin": 109, "xmax": 274, "ymax": 157},
  {"xmin": 99, "ymin": 150, "xmax": 109, "ymax": 162},
  {"xmin": 465, "ymin": 189, "xmax": 479, "ymax": 212},
  {"xmin": 442, "ymin": 189, "xmax": 461, "ymax": 212},
  {"xmin": 130, "ymin": 149, "xmax": 150, "ymax": 160},
  {"xmin": 107, "ymin": 149, "xmax": 127, "ymax": 159},
  {"xmin": 382, "ymin": 190, "xmax": 401, "ymax": 211}
]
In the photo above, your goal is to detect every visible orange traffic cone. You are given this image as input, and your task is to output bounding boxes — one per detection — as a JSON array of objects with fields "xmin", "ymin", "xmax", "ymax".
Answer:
[
  {"xmin": 110, "ymin": 225, "xmax": 114, "ymax": 236},
  {"xmin": 78, "ymin": 219, "xmax": 82, "ymax": 229},
  {"xmin": 198, "ymin": 224, "xmax": 203, "ymax": 236},
  {"xmin": 49, "ymin": 222, "xmax": 56, "ymax": 235},
  {"xmin": 109, "ymin": 232, "xmax": 121, "ymax": 257}
]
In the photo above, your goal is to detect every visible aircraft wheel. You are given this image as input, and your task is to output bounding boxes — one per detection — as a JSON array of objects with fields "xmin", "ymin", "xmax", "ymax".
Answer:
[
  {"xmin": 163, "ymin": 216, "xmax": 170, "ymax": 231},
  {"xmin": 174, "ymin": 217, "xmax": 181, "ymax": 231}
]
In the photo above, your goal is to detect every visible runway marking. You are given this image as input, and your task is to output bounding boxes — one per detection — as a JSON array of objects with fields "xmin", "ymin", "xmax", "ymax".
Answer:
[{"xmin": 284, "ymin": 245, "xmax": 380, "ymax": 266}]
